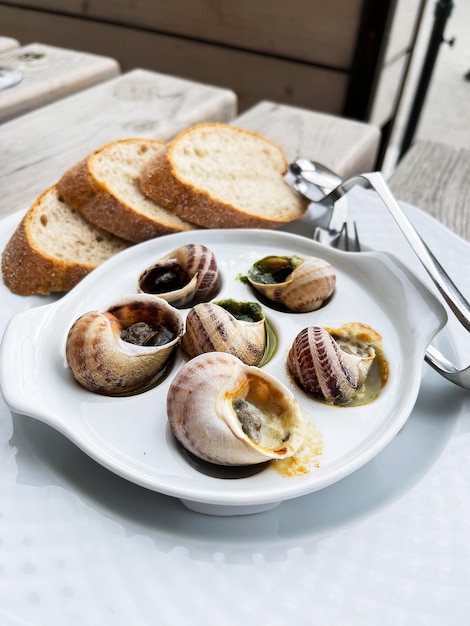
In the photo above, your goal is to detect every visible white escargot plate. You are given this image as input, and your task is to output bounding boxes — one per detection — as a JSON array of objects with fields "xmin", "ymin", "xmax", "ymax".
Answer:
[{"xmin": 0, "ymin": 228, "xmax": 447, "ymax": 515}]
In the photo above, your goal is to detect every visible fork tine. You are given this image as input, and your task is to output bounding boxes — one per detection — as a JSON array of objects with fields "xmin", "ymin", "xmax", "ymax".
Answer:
[
  {"xmin": 352, "ymin": 221, "xmax": 361, "ymax": 252},
  {"xmin": 341, "ymin": 221, "xmax": 361, "ymax": 252},
  {"xmin": 341, "ymin": 222, "xmax": 350, "ymax": 251}
]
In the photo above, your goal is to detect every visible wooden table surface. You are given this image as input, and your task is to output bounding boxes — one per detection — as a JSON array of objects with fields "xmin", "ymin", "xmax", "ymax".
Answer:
[
  {"xmin": 389, "ymin": 140, "xmax": 470, "ymax": 242},
  {"xmin": 0, "ymin": 42, "xmax": 120, "ymax": 123}
]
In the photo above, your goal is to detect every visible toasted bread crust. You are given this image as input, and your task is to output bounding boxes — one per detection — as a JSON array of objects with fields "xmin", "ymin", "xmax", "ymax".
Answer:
[
  {"xmin": 57, "ymin": 138, "xmax": 196, "ymax": 243},
  {"xmin": 139, "ymin": 142, "xmax": 273, "ymax": 229},
  {"xmin": 2, "ymin": 191, "xmax": 94, "ymax": 296},
  {"xmin": 2, "ymin": 185, "xmax": 129, "ymax": 296},
  {"xmin": 56, "ymin": 158, "xmax": 95, "ymax": 207},
  {"xmin": 139, "ymin": 123, "xmax": 308, "ymax": 229}
]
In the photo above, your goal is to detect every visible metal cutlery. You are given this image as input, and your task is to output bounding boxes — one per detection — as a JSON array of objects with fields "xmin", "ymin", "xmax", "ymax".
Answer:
[
  {"xmin": 287, "ymin": 158, "xmax": 347, "ymax": 247},
  {"xmin": 287, "ymin": 158, "xmax": 342, "ymax": 202},
  {"xmin": 287, "ymin": 159, "xmax": 470, "ymax": 390}
]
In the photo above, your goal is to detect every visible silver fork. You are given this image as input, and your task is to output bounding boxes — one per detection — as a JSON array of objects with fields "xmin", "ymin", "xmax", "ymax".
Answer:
[{"xmin": 339, "ymin": 221, "xmax": 361, "ymax": 252}]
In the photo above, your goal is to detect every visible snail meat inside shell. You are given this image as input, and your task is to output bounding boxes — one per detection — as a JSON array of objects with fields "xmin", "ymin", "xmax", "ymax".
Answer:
[
  {"xmin": 247, "ymin": 254, "xmax": 335, "ymax": 312},
  {"xmin": 167, "ymin": 352, "xmax": 306, "ymax": 466},
  {"xmin": 287, "ymin": 323, "xmax": 379, "ymax": 405},
  {"xmin": 66, "ymin": 294, "xmax": 184, "ymax": 395},
  {"xmin": 120, "ymin": 321, "xmax": 175, "ymax": 346},
  {"xmin": 138, "ymin": 244, "xmax": 220, "ymax": 307},
  {"xmin": 181, "ymin": 299, "xmax": 266, "ymax": 366}
]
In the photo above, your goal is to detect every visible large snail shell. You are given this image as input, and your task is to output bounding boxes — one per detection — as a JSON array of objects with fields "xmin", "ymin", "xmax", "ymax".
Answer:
[
  {"xmin": 138, "ymin": 244, "xmax": 220, "ymax": 307},
  {"xmin": 247, "ymin": 254, "xmax": 335, "ymax": 312},
  {"xmin": 66, "ymin": 294, "xmax": 184, "ymax": 395},
  {"xmin": 287, "ymin": 323, "xmax": 376, "ymax": 404},
  {"xmin": 167, "ymin": 352, "xmax": 306, "ymax": 466},
  {"xmin": 181, "ymin": 300, "xmax": 266, "ymax": 366}
]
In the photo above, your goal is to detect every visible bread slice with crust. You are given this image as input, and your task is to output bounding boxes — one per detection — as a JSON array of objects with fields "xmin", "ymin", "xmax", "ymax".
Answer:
[
  {"xmin": 2, "ymin": 185, "xmax": 129, "ymax": 295},
  {"xmin": 139, "ymin": 123, "xmax": 308, "ymax": 229},
  {"xmin": 56, "ymin": 138, "xmax": 197, "ymax": 243}
]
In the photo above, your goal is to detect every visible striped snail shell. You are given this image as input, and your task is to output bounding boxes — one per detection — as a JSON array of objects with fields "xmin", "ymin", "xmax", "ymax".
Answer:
[
  {"xmin": 66, "ymin": 294, "xmax": 184, "ymax": 395},
  {"xmin": 287, "ymin": 323, "xmax": 376, "ymax": 404},
  {"xmin": 247, "ymin": 254, "xmax": 335, "ymax": 312},
  {"xmin": 181, "ymin": 300, "xmax": 266, "ymax": 366},
  {"xmin": 167, "ymin": 352, "xmax": 306, "ymax": 466},
  {"xmin": 138, "ymin": 243, "xmax": 220, "ymax": 307}
]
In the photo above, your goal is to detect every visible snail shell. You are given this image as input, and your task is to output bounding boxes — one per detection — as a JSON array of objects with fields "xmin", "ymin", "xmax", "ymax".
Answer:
[
  {"xmin": 247, "ymin": 254, "xmax": 335, "ymax": 312},
  {"xmin": 167, "ymin": 352, "xmax": 306, "ymax": 466},
  {"xmin": 138, "ymin": 244, "xmax": 220, "ymax": 307},
  {"xmin": 287, "ymin": 323, "xmax": 376, "ymax": 404},
  {"xmin": 66, "ymin": 294, "xmax": 184, "ymax": 395},
  {"xmin": 181, "ymin": 300, "xmax": 266, "ymax": 366}
]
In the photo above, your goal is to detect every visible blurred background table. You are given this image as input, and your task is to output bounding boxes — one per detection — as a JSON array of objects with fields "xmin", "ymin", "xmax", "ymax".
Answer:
[{"xmin": 0, "ymin": 42, "xmax": 120, "ymax": 123}]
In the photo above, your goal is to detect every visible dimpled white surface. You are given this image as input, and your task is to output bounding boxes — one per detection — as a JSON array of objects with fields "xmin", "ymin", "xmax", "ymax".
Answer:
[{"xmin": 1, "ymin": 188, "xmax": 470, "ymax": 625}]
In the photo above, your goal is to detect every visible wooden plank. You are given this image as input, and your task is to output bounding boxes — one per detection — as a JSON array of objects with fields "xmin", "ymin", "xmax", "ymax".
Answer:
[
  {"xmin": 0, "ymin": 68, "xmax": 237, "ymax": 218},
  {"xmin": 236, "ymin": 101, "xmax": 381, "ymax": 180},
  {"xmin": 2, "ymin": 0, "xmax": 363, "ymax": 68},
  {"xmin": 0, "ymin": 42, "xmax": 120, "ymax": 122},
  {"xmin": 0, "ymin": 5, "xmax": 349, "ymax": 115},
  {"xmin": 389, "ymin": 140, "xmax": 470, "ymax": 242}
]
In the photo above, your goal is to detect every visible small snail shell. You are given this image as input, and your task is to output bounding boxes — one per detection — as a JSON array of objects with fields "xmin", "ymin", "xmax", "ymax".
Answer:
[
  {"xmin": 66, "ymin": 294, "xmax": 184, "ymax": 395},
  {"xmin": 167, "ymin": 352, "xmax": 306, "ymax": 466},
  {"xmin": 247, "ymin": 254, "xmax": 335, "ymax": 312},
  {"xmin": 181, "ymin": 300, "xmax": 266, "ymax": 366},
  {"xmin": 287, "ymin": 323, "xmax": 376, "ymax": 404},
  {"xmin": 138, "ymin": 244, "xmax": 220, "ymax": 307}
]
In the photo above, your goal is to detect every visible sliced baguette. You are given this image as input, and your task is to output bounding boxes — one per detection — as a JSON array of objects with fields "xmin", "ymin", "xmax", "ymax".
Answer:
[
  {"xmin": 139, "ymin": 123, "xmax": 308, "ymax": 229},
  {"xmin": 56, "ymin": 138, "xmax": 197, "ymax": 243},
  {"xmin": 2, "ymin": 185, "xmax": 129, "ymax": 295}
]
